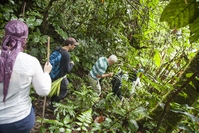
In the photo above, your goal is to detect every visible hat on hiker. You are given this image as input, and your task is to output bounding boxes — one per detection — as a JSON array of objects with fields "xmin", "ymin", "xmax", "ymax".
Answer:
[{"xmin": 65, "ymin": 37, "xmax": 79, "ymax": 46}]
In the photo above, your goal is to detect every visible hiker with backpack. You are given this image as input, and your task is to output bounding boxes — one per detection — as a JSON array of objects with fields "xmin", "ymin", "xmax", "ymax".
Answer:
[
  {"xmin": 49, "ymin": 37, "xmax": 79, "ymax": 110},
  {"xmin": 88, "ymin": 55, "xmax": 118, "ymax": 96},
  {"xmin": 0, "ymin": 20, "xmax": 52, "ymax": 133}
]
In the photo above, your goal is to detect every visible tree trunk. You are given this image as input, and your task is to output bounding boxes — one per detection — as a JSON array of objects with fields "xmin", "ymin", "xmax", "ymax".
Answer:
[{"xmin": 137, "ymin": 51, "xmax": 199, "ymax": 133}]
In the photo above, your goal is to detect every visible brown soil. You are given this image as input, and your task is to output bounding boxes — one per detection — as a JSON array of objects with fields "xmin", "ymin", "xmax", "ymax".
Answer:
[{"xmin": 30, "ymin": 96, "xmax": 55, "ymax": 133}]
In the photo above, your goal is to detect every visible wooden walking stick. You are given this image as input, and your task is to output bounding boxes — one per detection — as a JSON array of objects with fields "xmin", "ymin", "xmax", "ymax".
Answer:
[{"xmin": 41, "ymin": 37, "xmax": 50, "ymax": 126}]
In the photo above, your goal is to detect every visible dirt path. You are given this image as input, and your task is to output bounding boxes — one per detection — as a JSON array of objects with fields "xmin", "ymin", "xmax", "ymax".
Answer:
[{"xmin": 30, "ymin": 96, "xmax": 55, "ymax": 133}]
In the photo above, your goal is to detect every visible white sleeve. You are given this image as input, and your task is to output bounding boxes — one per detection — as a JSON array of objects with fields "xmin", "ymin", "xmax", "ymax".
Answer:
[{"xmin": 32, "ymin": 59, "xmax": 51, "ymax": 96}]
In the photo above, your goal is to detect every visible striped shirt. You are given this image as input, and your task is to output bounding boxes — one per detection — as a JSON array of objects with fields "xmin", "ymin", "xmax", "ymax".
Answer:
[{"xmin": 89, "ymin": 57, "xmax": 108, "ymax": 80}]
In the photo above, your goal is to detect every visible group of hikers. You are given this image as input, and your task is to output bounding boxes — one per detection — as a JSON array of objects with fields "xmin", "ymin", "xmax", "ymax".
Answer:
[{"xmin": 0, "ymin": 20, "xmax": 144, "ymax": 133}]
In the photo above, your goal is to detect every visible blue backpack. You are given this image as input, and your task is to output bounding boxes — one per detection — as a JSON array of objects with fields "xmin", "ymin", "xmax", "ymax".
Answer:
[{"xmin": 49, "ymin": 48, "xmax": 63, "ymax": 79}]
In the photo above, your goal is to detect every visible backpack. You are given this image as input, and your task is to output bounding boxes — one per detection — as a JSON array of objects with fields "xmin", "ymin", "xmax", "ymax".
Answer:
[
  {"xmin": 111, "ymin": 71, "xmax": 123, "ymax": 99},
  {"xmin": 49, "ymin": 48, "xmax": 63, "ymax": 79},
  {"xmin": 111, "ymin": 71, "xmax": 123, "ymax": 88}
]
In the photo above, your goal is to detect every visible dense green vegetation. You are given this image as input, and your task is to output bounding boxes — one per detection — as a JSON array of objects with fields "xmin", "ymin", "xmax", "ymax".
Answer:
[{"xmin": 1, "ymin": 0, "xmax": 199, "ymax": 132}]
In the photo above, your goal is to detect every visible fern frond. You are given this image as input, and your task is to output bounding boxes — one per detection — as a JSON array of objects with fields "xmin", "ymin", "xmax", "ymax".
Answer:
[
  {"xmin": 75, "ymin": 109, "xmax": 92, "ymax": 131},
  {"xmin": 55, "ymin": 102, "xmax": 79, "ymax": 118},
  {"xmin": 77, "ymin": 109, "xmax": 92, "ymax": 123},
  {"xmin": 37, "ymin": 118, "xmax": 64, "ymax": 126}
]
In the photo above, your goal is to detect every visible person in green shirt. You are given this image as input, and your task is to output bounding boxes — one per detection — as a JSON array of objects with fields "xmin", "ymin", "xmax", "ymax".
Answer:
[{"xmin": 88, "ymin": 55, "xmax": 118, "ymax": 96}]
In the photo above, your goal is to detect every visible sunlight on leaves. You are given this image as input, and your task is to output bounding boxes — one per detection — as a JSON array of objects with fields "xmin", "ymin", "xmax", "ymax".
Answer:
[{"xmin": 153, "ymin": 50, "xmax": 162, "ymax": 67}]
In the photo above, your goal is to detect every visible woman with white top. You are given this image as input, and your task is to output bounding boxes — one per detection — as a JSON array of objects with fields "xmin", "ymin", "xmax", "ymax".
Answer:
[{"xmin": 0, "ymin": 20, "xmax": 52, "ymax": 133}]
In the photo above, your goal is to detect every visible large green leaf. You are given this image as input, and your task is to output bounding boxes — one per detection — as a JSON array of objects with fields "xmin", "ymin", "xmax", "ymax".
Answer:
[
  {"xmin": 128, "ymin": 119, "xmax": 139, "ymax": 132},
  {"xmin": 189, "ymin": 16, "xmax": 199, "ymax": 43},
  {"xmin": 160, "ymin": 0, "xmax": 199, "ymax": 29},
  {"xmin": 153, "ymin": 50, "xmax": 161, "ymax": 67}
]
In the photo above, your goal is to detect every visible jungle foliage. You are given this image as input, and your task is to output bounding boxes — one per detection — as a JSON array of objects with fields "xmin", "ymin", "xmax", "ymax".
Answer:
[{"xmin": 1, "ymin": 0, "xmax": 199, "ymax": 133}]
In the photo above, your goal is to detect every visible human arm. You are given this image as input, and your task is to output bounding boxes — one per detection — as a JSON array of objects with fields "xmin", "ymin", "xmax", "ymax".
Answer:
[
  {"xmin": 96, "ymin": 72, "xmax": 114, "ymax": 78},
  {"xmin": 32, "ymin": 60, "xmax": 52, "ymax": 96},
  {"xmin": 62, "ymin": 52, "xmax": 74, "ymax": 73}
]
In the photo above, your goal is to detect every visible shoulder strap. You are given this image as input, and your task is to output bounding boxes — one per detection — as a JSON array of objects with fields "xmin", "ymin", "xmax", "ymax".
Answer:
[
  {"xmin": 56, "ymin": 47, "xmax": 65, "ymax": 55},
  {"xmin": 56, "ymin": 47, "xmax": 65, "ymax": 73}
]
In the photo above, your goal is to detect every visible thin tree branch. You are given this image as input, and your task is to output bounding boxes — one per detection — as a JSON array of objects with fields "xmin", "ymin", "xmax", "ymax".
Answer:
[
  {"xmin": 154, "ymin": 70, "xmax": 199, "ymax": 133},
  {"xmin": 22, "ymin": 2, "xmax": 26, "ymax": 18},
  {"xmin": 42, "ymin": 0, "xmax": 57, "ymax": 34}
]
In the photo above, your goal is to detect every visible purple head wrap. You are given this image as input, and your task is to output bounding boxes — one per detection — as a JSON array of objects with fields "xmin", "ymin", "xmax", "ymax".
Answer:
[{"xmin": 0, "ymin": 20, "xmax": 28, "ymax": 102}]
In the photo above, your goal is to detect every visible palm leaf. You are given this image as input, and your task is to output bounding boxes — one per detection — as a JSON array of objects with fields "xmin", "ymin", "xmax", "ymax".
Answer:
[
  {"xmin": 48, "ymin": 75, "xmax": 66, "ymax": 97},
  {"xmin": 160, "ymin": 0, "xmax": 199, "ymax": 29}
]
